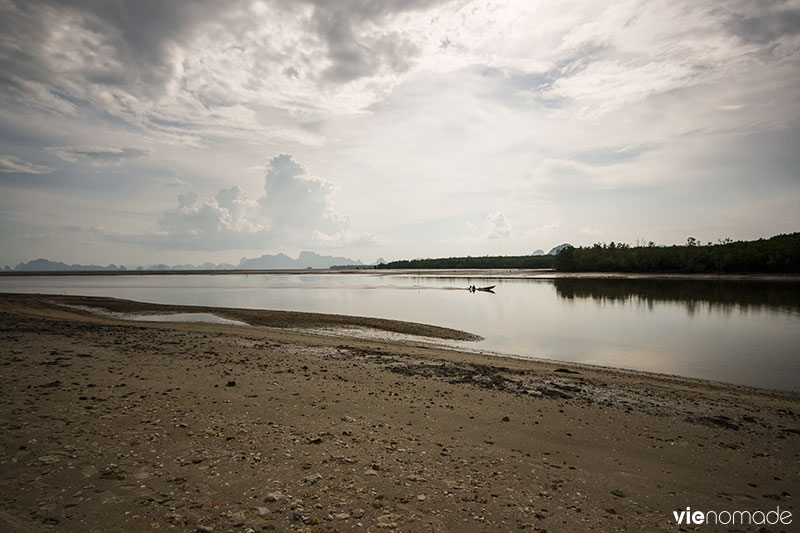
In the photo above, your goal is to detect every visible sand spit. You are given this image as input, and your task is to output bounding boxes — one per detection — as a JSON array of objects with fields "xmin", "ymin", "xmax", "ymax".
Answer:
[{"xmin": 0, "ymin": 293, "xmax": 797, "ymax": 532}]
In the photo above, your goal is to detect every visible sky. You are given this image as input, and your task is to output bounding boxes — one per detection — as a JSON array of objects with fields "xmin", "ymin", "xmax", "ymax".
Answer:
[{"xmin": 1, "ymin": 0, "xmax": 798, "ymax": 267}]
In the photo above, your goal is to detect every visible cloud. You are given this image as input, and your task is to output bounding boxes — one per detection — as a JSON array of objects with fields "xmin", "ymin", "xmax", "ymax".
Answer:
[
  {"xmin": 259, "ymin": 154, "xmax": 342, "ymax": 231},
  {"xmin": 525, "ymin": 221, "xmax": 561, "ymax": 238},
  {"xmin": 0, "ymin": 0, "xmax": 448, "ymax": 147},
  {"xmin": 310, "ymin": 0, "xmax": 433, "ymax": 83},
  {"xmin": 312, "ymin": 229, "xmax": 382, "ymax": 248},
  {"xmin": 3, "ymin": 0, "xmax": 795, "ymax": 150},
  {"xmin": 0, "ymin": 155, "xmax": 54, "ymax": 174},
  {"xmin": 460, "ymin": 212, "xmax": 513, "ymax": 244},
  {"xmin": 258, "ymin": 154, "xmax": 382, "ymax": 247},
  {"xmin": 47, "ymin": 146, "xmax": 150, "ymax": 167},
  {"xmin": 724, "ymin": 3, "xmax": 800, "ymax": 45},
  {"xmin": 579, "ymin": 227, "xmax": 603, "ymax": 237},
  {"xmin": 150, "ymin": 184, "xmax": 265, "ymax": 250},
  {"xmin": 120, "ymin": 154, "xmax": 379, "ymax": 251},
  {"xmin": 485, "ymin": 212, "xmax": 512, "ymax": 240}
]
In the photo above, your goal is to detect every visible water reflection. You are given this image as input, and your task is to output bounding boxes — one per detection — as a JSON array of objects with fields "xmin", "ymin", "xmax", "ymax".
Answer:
[{"xmin": 553, "ymin": 278, "xmax": 800, "ymax": 317}]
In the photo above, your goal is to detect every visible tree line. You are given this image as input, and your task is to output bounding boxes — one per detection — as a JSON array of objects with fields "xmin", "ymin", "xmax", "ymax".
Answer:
[
  {"xmin": 377, "ymin": 233, "xmax": 800, "ymax": 273},
  {"xmin": 553, "ymin": 233, "xmax": 800, "ymax": 273},
  {"xmin": 375, "ymin": 254, "xmax": 555, "ymax": 270}
]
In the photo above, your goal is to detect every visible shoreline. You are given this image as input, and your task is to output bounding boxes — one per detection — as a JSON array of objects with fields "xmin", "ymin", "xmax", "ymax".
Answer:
[
  {"xmin": 1, "ymin": 268, "xmax": 799, "ymax": 283},
  {"xmin": 7, "ymin": 292, "xmax": 796, "ymax": 394},
  {"xmin": 1, "ymin": 293, "xmax": 797, "ymax": 531}
]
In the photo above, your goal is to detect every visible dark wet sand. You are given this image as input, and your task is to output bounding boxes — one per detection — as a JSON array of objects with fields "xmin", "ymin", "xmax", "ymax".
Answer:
[{"xmin": 0, "ymin": 293, "xmax": 797, "ymax": 532}]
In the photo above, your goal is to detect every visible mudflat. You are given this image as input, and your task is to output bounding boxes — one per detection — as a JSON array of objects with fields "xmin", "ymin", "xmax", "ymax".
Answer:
[{"xmin": 0, "ymin": 293, "xmax": 797, "ymax": 532}]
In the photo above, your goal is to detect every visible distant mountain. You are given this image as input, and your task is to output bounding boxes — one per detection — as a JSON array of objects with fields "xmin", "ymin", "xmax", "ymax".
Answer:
[
  {"xmin": 12, "ymin": 258, "xmax": 124, "ymax": 272},
  {"xmin": 238, "ymin": 251, "xmax": 363, "ymax": 270},
  {"xmin": 548, "ymin": 243, "xmax": 572, "ymax": 255},
  {"xmin": 531, "ymin": 249, "xmax": 545, "ymax": 256},
  {"xmin": 6, "ymin": 251, "xmax": 362, "ymax": 272}
]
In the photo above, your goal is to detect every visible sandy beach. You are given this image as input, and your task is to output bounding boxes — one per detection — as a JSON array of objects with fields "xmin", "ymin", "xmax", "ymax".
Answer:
[{"xmin": 0, "ymin": 293, "xmax": 797, "ymax": 532}]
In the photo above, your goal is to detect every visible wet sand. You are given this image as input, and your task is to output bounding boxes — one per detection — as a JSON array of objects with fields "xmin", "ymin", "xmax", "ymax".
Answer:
[{"xmin": 0, "ymin": 293, "xmax": 797, "ymax": 532}]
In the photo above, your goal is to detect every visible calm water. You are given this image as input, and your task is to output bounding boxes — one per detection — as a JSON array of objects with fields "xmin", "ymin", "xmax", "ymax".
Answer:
[{"xmin": 1, "ymin": 273, "xmax": 798, "ymax": 391}]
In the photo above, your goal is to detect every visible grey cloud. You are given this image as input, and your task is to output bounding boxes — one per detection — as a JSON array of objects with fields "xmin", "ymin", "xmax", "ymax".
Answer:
[
  {"xmin": 0, "ymin": 155, "xmax": 54, "ymax": 174},
  {"xmin": 51, "ymin": 0, "xmax": 220, "ymax": 97},
  {"xmin": 725, "ymin": 2, "xmax": 800, "ymax": 44},
  {"xmin": 0, "ymin": 0, "xmax": 443, "ymax": 109},
  {"xmin": 0, "ymin": 0, "xmax": 256, "ymax": 136},
  {"xmin": 177, "ymin": 192, "xmax": 198, "ymax": 209},
  {"xmin": 308, "ymin": 0, "xmax": 445, "ymax": 82},
  {"xmin": 0, "ymin": 0, "xmax": 446, "ymax": 148},
  {"xmin": 47, "ymin": 146, "xmax": 151, "ymax": 166}
]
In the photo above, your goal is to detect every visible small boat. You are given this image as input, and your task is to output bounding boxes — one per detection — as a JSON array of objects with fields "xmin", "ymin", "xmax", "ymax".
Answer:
[{"xmin": 468, "ymin": 285, "xmax": 495, "ymax": 292}]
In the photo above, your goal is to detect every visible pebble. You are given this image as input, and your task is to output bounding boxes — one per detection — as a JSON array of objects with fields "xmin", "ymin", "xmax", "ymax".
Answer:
[
  {"xmin": 164, "ymin": 513, "xmax": 182, "ymax": 525},
  {"xmin": 376, "ymin": 513, "xmax": 400, "ymax": 528},
  {"xmin": 303, "ymin": 473, "xmax": 323, "ymax": 484},
  {"xmin": 264, "ymin": 491, "xmax": 283, "ymax": 502}
]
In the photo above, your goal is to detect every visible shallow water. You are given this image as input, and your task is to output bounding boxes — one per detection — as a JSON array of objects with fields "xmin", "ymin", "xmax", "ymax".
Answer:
[{"xmin": 2, "ymin": 273, "xmax": 798, "ymax": 391}]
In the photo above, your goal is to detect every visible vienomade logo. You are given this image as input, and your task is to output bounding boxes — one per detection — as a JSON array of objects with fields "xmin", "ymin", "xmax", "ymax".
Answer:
[{"xmin": 673, "ymin": 506, "xmax": 792, "ymax": 527}]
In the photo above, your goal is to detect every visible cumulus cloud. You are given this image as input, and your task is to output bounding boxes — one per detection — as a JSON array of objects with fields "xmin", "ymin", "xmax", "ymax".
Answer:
[
  {"xmin": 151, "ymin": 184, "xmax": 265, "ymax": 250},
  {"xmin": 0, "ymin": 155, "xmax": 54, "ymax": 174},
  {"xmin": 258, "ymin": 154, "xmax": 381, "ymax": 246},
  {"xmin": 126, "ymin": 154, "xmax": 379, "ymax": 251},
  {"xmin": 485, "ymin": 212, "xmax": 512, "ymax": 240},
  {"xmin": 47, "ymin": 146, "xmax": 150, "ymax": 167},
  {"xmin": 259, "ymin": 154, "xmax": 342, "ymax": 231}
]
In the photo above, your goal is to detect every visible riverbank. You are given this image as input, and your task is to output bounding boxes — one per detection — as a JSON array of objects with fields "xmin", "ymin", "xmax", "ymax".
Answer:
[{"xmin": 0, "ymin": 294, "xmax": 797, "ymax": 531}]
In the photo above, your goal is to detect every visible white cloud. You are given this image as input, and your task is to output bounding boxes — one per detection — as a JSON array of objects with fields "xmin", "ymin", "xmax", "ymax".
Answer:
[
  {"xmin": 311, "ymin": 229, "xmax": 383, "ymax": 248},
  {"xmin": 259, "ymin": 154, "xmax": 343, "ymax": 232},
  {"xmin": 0, "ymin": 155, "xmax": 54, "ymax": 174},
  {"xmin": 159, "ymin": 186, "xmax": 260, "ymax": 237},
  {"xmin": 120, "ymin": 154, "xmax": 380, "ymax": 252},
  {"xmin": 525, "ymin": 220, "xmax": 561, "ymax": 238},
  {"xmin": 579, "ymin": 227, "xmax": 603, "ymax": 237},
  {"xmin": 486, "ymin": 212, "xmax": 512, "ymax": 240},
  {"xmin": 47, "ymin": 146, "xmax": 150, "ymax": 167}
]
